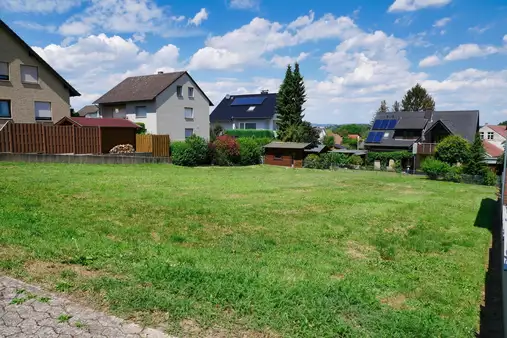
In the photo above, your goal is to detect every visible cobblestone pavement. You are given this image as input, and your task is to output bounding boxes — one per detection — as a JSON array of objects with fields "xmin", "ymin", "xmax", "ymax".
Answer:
[{"xmin": 0, "ymin": 276, "xmax": 174, "ymax": 338}]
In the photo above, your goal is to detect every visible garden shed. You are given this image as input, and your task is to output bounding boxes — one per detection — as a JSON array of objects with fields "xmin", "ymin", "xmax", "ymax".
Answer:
[
  {"xmin": 55, "ymin": 117, "xmax": 139, "ymax": 153},
  {"xmin": 264, "ymin": 142, "xmax": 327, "ymax": 168}
]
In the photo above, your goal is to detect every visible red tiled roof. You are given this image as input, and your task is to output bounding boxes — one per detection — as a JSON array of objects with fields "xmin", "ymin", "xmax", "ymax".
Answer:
[
  {"xmin": 486, "ymin": 125, "xmax": 507, "ymax": 138},
  {"xmin": 70, "ymin": 117, "xmax": 140, "ymax": 128},
  {"xmin": 483, "ymin": 140, "xmax": 503, "ymax": 158}
]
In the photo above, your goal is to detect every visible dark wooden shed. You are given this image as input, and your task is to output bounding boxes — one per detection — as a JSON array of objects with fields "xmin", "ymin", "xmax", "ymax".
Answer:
[
  {"xmin": 55, "ymin": 117, "xmax": 139, "ymax": 153},
  {"xmin": 264, "ymin": 142, "xmax": 312, "ymax": 168}
]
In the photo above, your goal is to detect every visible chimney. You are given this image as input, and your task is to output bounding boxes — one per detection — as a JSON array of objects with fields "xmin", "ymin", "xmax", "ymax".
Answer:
[
  {"xmin": 157, "ymin": 71, "xmax": 164, "ymax": 74},
  {"xmin": 261, "ymin": 89, "xmax": 269, "ymax": 94},
  {"xmin": 225, "ymin": 94, "xmax": 231, "ymax": 100}
]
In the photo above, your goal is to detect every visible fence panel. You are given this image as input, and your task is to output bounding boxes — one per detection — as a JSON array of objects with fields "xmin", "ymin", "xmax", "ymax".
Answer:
[
  {"xmin": 136, "ymin": 134, "xmax": 153, "ymax": 153},
  {"xmin": 0, "ymin": 121, "xmax": 12, "ymax": 152},
  {"xmin": 152, "ymin": 135, "xmax": 170, "ymax": 157},
  {"xmin": 45, "ymin": 126, "xmax": 74, "ymax": 154},
  {"xmin": 75, "ymin": 127, "xmax": 100, "ymax": 154},
  {"xmin": 12, "ymin": 123, "xmax": 44, "ymax": 153},
  {"xmin": 136, "ymin": 134, "xmax": 170, "ymax": 157}
]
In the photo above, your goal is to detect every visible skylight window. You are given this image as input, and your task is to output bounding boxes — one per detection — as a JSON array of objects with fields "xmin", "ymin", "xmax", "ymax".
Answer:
[{"xmin": 247, "ymin": 106, "xmax": 256, "ymax": 112}]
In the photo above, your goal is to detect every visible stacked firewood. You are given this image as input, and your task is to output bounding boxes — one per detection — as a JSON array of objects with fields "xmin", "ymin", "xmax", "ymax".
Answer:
[{"xmin": 109, "ymin": 144, "xmax": 135, "ymax": 154}]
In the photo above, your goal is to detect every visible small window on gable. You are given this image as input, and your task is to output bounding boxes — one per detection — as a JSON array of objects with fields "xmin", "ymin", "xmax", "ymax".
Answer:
[
  {"xmin": 0, "ymin": 62, "xmax": 9, "ymax": 81},
  {"xmin": 480, "ymin": 132, "xmax": 484, "ymax": 140},
  {"xmin": 177, "ymin": 86, "xmax": 183, "ymax": 97},
  {"xmin": 135, "ymin": 106, "xmax": 147, "ymax": 118},
  {"xmin": 21, "ymin": 65, "xmax": 38, "ymax": 84},
  {"xmin": 185, "ymin": 128, "xmax": 194, "ymax": 139},
  {"xmin": 188, "ymin": 87, "xmax": 194, "ymax": 98},
  {"xmin": 184, "ymin": 107, "xmax": 194, "ymax": 119},
  {"xmin": 247, "ymin": 106, "xmax": 255, "ymax": 112},
  {"xmin": 34, "ymin": 101, "xmax": 51, "ymax": 120},
  {"xmin": 487, "ymin": 132, "xmax": 494, "ymax": 140}
]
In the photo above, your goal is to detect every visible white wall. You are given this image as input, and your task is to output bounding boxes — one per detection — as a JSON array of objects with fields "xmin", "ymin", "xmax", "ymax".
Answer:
[
  {"xmin": 100, "ymin": 102, "xmax": 157, "ymax": 134},
  {"xmin": 480, "ymin": 125, "xmax": 506, "ymax": 148},
  {"xmin": 156, "ymin": 73, "xmax": 210, "ymax": 141},
  {"xmin": 212, "ymin": 118, "xmax": 274, "ymax": 131}
]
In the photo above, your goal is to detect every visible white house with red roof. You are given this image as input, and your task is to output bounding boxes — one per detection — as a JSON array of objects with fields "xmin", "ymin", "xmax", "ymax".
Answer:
[{"xmin": 479, "ymin": 124, "xmax": 506, "ymax": 165}]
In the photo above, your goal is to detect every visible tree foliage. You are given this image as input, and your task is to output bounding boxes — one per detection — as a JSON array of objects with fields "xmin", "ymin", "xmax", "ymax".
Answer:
[
  {"xmin": 392, "ymin": 101, "xmax": 401, "ymax": 112},
  {"xmin": 377, "ymin": 100, "xmax": 389, "ymax": 113},
  {"xmin": 435, "ymin": 135, "xmax": 470, "ymax": 165},
  {"xmin": 464, "ymin": 133, "xmax": 487, "ymax": 175},
  {"xmin": 281, "ymin": 121, "xmax": 319, "ymax": 145},
  {"xmin": 323, "ymin": 135, "xmax": 335, "ymax": 148},
  {"xmin": 135, "ymin": 122, "xmax": 147, "ymax": 135},
  {"xmin": 401, "ymin": 83, "xmax": 435, "ymax": 111},
  {"xmin": 333, "ymin": 124, "xmax": 370, "ymax": 137},
  {"xmin": 499, "ymin": 121, "xmax": 507, "ymax": 126}
]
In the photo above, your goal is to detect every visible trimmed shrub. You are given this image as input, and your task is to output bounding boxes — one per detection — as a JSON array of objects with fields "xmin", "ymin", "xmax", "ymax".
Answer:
[
  {"xmin": 443, "ymin": 166, "xmax": 463, "ymax": 183},
  {"xmin": 237, "ymin": 138, "xmax": 262, "ymax": 165},
  {"xmin": 135, "ymin": 122, "xmax": 147, "ymax": 134},
  {"xmin": 210, "ymin": 135, "xmax": 240, "ymax": 166},
  {"xmin": 483, "ymin": 168, "xmax": 498, "ymax": 186},
  {"xmin": 327, "ymin": 152, "xmax": 348, "ymax": 168},
  {"xmin": 171, "ymin": 135, "xmax": 209, "ymax": 166},
  {"xmin": 421, "ymin": 158, "xmax": 450, "ymax": 180},
  {"xmin": 366, "ymin": 151, "xmax": 412, "ymax": 167},
  {"xmin": 435, "ymin": 135, "xmax": 470, "ymax": 165},
  {"xmin": 225, "ymin": 129, "xmax": 275, "ymax": 139},
  {"xmin": 323, "ymin": 135, "xmax": 335, "ymax": 148},
  {"xmin": 303, "ymin": 154, "xmax": 322, "ymax": 169},
  {"xmin": 347, "ymin": 155, "xmax": 363, "ymax": 166}
]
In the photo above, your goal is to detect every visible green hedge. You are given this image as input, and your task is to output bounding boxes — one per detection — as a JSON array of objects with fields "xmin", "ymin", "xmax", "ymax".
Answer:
[
  {"xmin": 366, "ymin": 151, "xmax": 412, "ymax": 166},
  {"xmin": 171, "ymin": 136, "xmax": 209, "ymax": 166},
  {"xmin": 225, "ymin": 129, "xmax": 275, "ymax": 139}
]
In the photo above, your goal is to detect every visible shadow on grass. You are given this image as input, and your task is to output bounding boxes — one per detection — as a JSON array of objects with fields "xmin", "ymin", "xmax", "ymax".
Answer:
[{"xmin": 474, "ymin": 198, "xmax": 504, "ymax": 338}]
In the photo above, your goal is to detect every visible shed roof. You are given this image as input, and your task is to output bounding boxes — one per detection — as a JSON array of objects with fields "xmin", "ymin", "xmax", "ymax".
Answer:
[
  {"xmin": 94, "ymin": 71, "xmax": 213, "ymax": 106},
  {"xmin": 77, "ymin": 105, "xmax": 99, "ymax": 116},
  {"xmin": 264, "ymin": 142, "xmax": 310, "ymax": 149},
  {"xmin": 56, "ymin": 117, "xmax": 140, "ymax": 128},
  {"xmin": 0, "ymin": 20, "xmax": 80, "ymax": 97},
  {"xmin": 305, "ymin": 145, "xmax": 328, "ymax": 153}
]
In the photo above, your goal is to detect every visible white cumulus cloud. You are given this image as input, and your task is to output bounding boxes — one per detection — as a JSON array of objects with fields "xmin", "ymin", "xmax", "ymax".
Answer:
[
  {"xmin": 444, "ymin": 44, "xmax": 499, "ymax": 61},
  {"xmin": 419, "ymin": 55, "xmax": 441, "ymax": 67},
  {"xmin": 188, "ymin": 8, "xmax": 208, "ymax": 26},
  {"xmin": 0, "ymin": 0, "xmax": 81, "ymax": 13},
  {"xmin": 388, "ymin": 0, "xmax": 452, "ymax": 12},
  {"xmin": 433, "ymin": 17, "xmax": 451, "ymax": 27}
]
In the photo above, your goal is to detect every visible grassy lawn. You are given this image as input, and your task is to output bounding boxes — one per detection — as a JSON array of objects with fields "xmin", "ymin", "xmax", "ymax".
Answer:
[{"xmin": 0, "ymin": 162, "xmax": 495, "ymax": 337}]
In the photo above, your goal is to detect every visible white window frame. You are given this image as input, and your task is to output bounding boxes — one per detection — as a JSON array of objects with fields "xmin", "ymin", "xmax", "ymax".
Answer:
[
  {"xmin": 480, "ymin": 132, "xmax": 484, "ymax": 140},
  {"xmin": 21, "ymin": 65, "xmax": 38, "ymax": 84},
  {"xmin": 177, "ymin": 85, "xmax": 183, "ymax": 97},
  {"xmin": 240, "ymin": 122, "xmax": 256, "ymax": 130},
  {"xmin": 135, "ymin": 106, "xmax": 147, "ymax": 118},
  {"xmin": 188, "ymin": 87, "xmax": 194, "ymax": 98},
  {"xmin": 185, "ymin": 128, "xmax": 194, "ymax": 139},
  {"xmin": 0, "ymin": 100, "xmax": 11, "ymax": 118},
  {"xmin": 487, "ymin": 132, "xmax": 494, "ymax": 140},
  {"xmin": 184, "ymin": 107, "xmax": 194, "ymax": 119},
  {"xmin": 0, "ymin": 62, "xmax": 9, "ymax": 81},
  {"xmin": 34, "ymin": 101, "xmax": 52, "ymax": 120}
]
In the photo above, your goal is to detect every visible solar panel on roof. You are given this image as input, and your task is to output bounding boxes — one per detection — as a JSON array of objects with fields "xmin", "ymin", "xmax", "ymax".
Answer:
[
  {"xmin": 373, "ymin": 132, "xmax": 384, "ymax": 142},
  {"xmin": 366, "ymin": 132, "xmax": 376, "ymax": 143},
  {"xmin": 386, "ymin": 120, "xmax": 397, "ymax": 129},
  {"xmin": 379, "ymin": 119, "xmax": 389, "ymax": 129},
  {"xmin": 373, "ymin": 120, "xmax": 382, "ymax": 129},
  {"xmin": 230, "ymin": 96, "xmax": 267, "ymax": 106}
]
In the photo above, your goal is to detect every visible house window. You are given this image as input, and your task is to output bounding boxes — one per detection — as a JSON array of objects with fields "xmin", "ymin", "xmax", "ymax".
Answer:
[
  {"xmin": 239, "ymin": 122, "xmax": 256, "ymax": 129},
  {"xmin": 383, "ymin": 132, "xmax": 389, "ymax": 138},
  {"xmin": 177, "ymin": 85, "xmax": 183, "ymax": 97},
  {"xmin": 274, "ymin": 153, "xmax": 283, "ymax": 160},
  {"xmin": 21, "ymin": 65, "xmax": 38, "ymax": 84},
  {"xmin": 34, "ymin": 101, "xmax": 51, "ymax": 120},
  {"xmin": 487, "ymin": 132, "xmax": 494, "ymax": 140},
  {"xmin": 135, "ymin": 106, "xmax": 147, "ymax": 118},
  {"xmin": 185, "ymin": 128, "xmax": 194, "ymax": 139},
  {"xmin": 184, "ymin": 107, "xmax": 194, "ymax": 119},
  {"xmin": 0, "ymin": 100, "xmax": 11, "ymax": 118},
  {"xmin": 247, "ymin": 106, "xmax": 255, "ymax": 112},
  {"xmin": 0, "ymin": 62, "xmax": 9, "ymax": 81},
  {"xmin": 188, "ymin": 87, "xmax": 194, "ymax": 98},
  {"xmin": 480, "ymin": 132, "xmax": 484, "ymax": 140}
]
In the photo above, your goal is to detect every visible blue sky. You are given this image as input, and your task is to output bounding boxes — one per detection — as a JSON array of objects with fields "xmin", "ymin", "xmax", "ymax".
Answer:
[{"xmin": 1, "ymin": 0, "xmax": 506, "ymax": 124}]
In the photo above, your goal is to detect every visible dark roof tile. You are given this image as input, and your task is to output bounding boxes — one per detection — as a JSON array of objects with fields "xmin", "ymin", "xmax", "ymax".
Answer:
[
  {"xmin": 210, "ymin": 93, "xmax": 277, "ymax": 121},
  {"xmin": 77, "ymin": 105, "xmax": 99, "ymax": 116}
]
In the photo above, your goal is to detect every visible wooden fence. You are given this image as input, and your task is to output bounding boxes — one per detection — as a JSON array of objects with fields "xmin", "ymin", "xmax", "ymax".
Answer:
[
  {"xmin": 0, "ymin": 121, "xmax": 100, "ymax": 154},
  {"xmin": 136, "ymin": 134, "xmax": 170, "ymax": 157}
]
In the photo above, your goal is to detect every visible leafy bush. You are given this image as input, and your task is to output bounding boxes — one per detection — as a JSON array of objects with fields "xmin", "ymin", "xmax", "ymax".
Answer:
[
  {"xmin": 323, "ymin": 135, "xmax": 335, "ymax": 148},
  {"xmin": 237, "ymin": 137, "xmax": 262, "ymax": 165},
  {"xmin": 210, "ymin": 125, "xmax": 224, "ymax": 141},
  {"xmin": 482, "ymin": 168, "xmax": 498, "ymax": 186},
  {"xmin": 171, "ymin": 135, "xmax": 209, "ymax": 166},
  {"xmin": 303, "ymin": 154, "xmax": 322, "ymax": 169},
  {"xmin": 347, "ymin": 155, "xmax": 363, "ymax": 166},
  {"xmin": 443, "ymin": 166, "xmax": 463, "ymax": 183},
  {"xmin": 366, "ymin": 151, "xmax": 412, "ymax": 167},
  {"xmin": 135, "ymin": 122, "xmax": 147, "ymax": 134},
  {"xmin": 326, "ymin": 153, "xmax": 348, "ymax": 168},
  {"xmin": 421, "ymin": 158, "xmax": 450, "ymax": 180},
  {"xmin": 435, "ymin": 135, "xmax": 470, "ymax": 165},
  {"xmin": 224, "ymin": 129, "xmax": 275, "ymax": 139},
  {"xmin": 210, "ymin": 135, "xmax": 240, "ymax": 166}
]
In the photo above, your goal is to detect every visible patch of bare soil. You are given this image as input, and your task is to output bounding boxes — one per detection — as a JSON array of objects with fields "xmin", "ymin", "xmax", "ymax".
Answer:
[
  {"xmin": 379, "ymin": 294, "xmax": 408, "ymax": 310},
  {"xmin": 179, "ymin": 319, "xmax": 280, "ymax": 338},
  {"xmin": 346, "ymin": 241, "xmax": 374, "ymax": 260}
]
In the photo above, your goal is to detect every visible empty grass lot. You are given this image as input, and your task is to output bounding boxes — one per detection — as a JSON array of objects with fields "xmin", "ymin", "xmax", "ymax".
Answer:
[{"xmin": 0, "ymin": 162, "xmax": 496, "ymax": 337}]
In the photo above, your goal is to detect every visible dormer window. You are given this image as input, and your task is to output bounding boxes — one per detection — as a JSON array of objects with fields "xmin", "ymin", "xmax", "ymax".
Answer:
[{"xmin": 247, "ymin": 106, "xmax": 255, "ymax": 112}]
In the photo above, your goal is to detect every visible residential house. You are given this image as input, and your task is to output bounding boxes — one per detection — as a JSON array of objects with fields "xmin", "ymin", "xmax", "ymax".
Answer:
[
  {"xmin": 364, "ymin": 110, "xmax": 479, "ymax": 169},
  {"xmin": 0, "ymin": 20, "xmax": 80, "ymax": 126},
  {"xmin": 77, "ymin": 105, "xmax": 100, "ymax": 118},
  {"xmin": 479, "ymin": 124, "xmax": 506, "ymax": 167},
  {"xmin": 94, "ymin": 71, "xmax": 213, "ymax": 140},
  {"xmin": 210, "ymin": 91, "xmax": 278, "ymax": 131}
]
